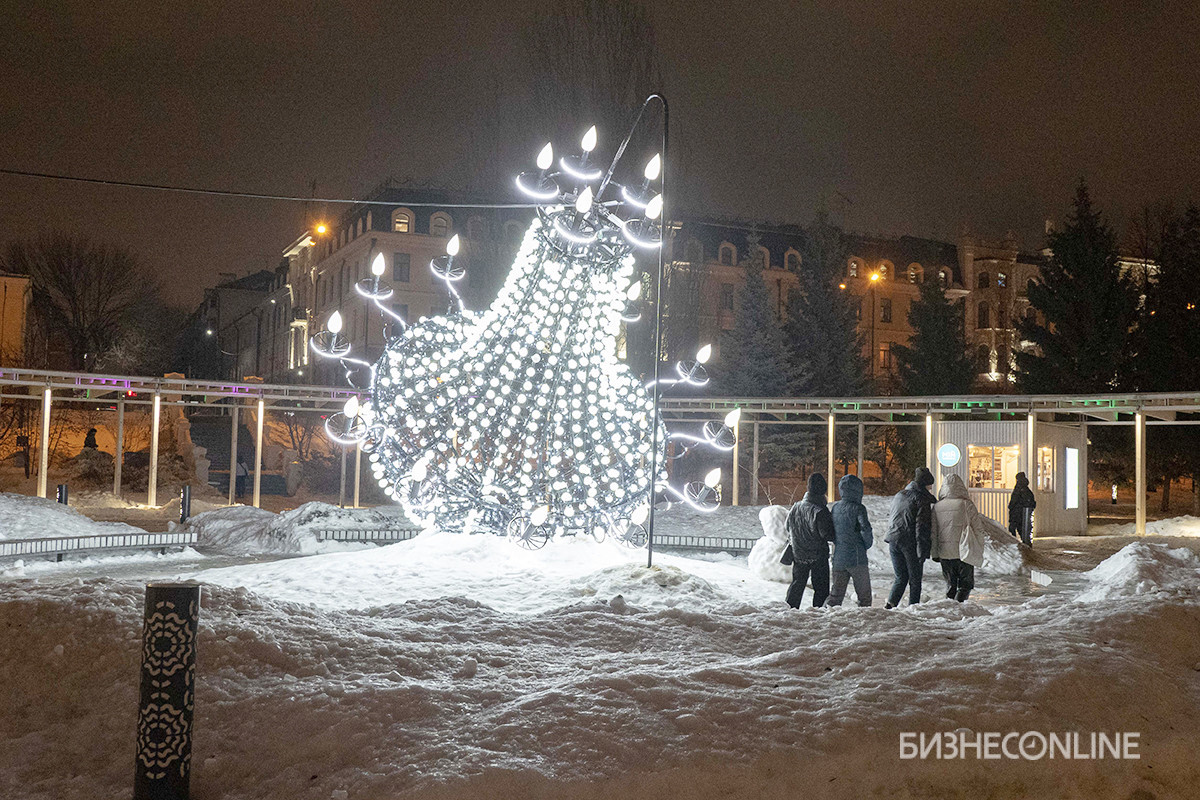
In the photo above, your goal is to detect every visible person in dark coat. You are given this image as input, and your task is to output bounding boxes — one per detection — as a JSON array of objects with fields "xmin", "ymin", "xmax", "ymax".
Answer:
[
  {"xmin": 235, "ymin": 456, "xmax": 249, "ymax": 499},
  {"xmin": 828, "ymin": 473, "xmax": 874, "ymax": 607},
  {"xmin": 785, "ymin": 473, "xmax": 836, "ymax": 608},
  {"xmin": 884, "ymin": 466, "xmax": 937, "ymax": 608},
  {"xmin": 83, "ymin": 428, "xmax": 98, "ymax": 450},
  {"xmin": 1008, "ymin": 471, "xmax": 1036, "ymax": 547}
]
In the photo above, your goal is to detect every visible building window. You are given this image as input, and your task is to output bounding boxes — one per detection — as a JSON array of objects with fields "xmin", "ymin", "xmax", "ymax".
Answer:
[
  {"xmin": 908, "ymin": 264, "xmax": 923, "ymax": 284},
  {"xmin": 1037, "ymin": 446, "xmax": 1055, "ymax": 492},
  {"xmin": 391, "ymin": 302, "xmax": 409, "ymax": 321},
  {"xmin": 967, "ymin": 444, "xmax": 1020, "ymax": 489},
  {"xmin": 938, "ymin": 269, "xmax": 948, "ymax": 288},
  {"xmin": 848, "ymin": 259, "xmax": 860, "ymax": 278},
  {"xmin": 719, "ymin": 245, "xmax": 734, "ymax": 266},
  {"xmin": 978, "ymin": 272, "xmax": 990, "ymax": 289},
  {"xmin": 997, "ymin": 271, "xmax": 1008, "ymax": 288},
  {"xmin": 878, "ymin": 342, "xmax": 893, "ymax": 372},
  {"xmin": 977, "ymin": 301, "xmax": 991, "ymax": 329},
  {"xmin": 393, "ymin": 253, "xmax": 411, "ymax": 282},
  {"xmin": 430, "ymin": 212, "xmax": 451, "ymax": 237},
  {"xmin": 853, "ymin": 297, "xmax": 862, "ymax": 321},
  {"xmin": 719, "ymin": 283, "xmax": 735, "ymax": 311},
  {"xmin": 757, "ymin": 246, "xmax": 771, "ymax": 268},
  {"xmin": 998, "ymin": 305, "xmax": 1008, "ymax": 329},
  {"xmin": 878, "ymin": 263, "xmax": 889, "ymax": 281},
  {"xmin": 785, "ymin": 251, "xmax": 800, "ymax": 271},
  {"xmin": 391, "ymin": 209, "xmax": 413, "ymax": 233},
  {"xmin": 880, "ymin": 297, "xmax": 892, "ymax": 323}
]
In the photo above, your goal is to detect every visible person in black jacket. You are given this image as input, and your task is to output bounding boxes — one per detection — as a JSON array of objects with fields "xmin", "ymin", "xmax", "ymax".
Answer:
[
  {"xmin": 1008, "ymin": 471, "xmax": 1036, "ymax": 547},
  {"xmin": 785, "ymin": 473, "xmax": 836, "ymax": 608},
  {"xmin": 884, "ymin": 466, "xmax": 937, "ymax": 608}
]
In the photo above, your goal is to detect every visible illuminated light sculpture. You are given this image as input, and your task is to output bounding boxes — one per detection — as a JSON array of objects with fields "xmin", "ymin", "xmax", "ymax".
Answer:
[{"xmin": 312, "ymin": 125, "xmax": 737, "ymax": 548}]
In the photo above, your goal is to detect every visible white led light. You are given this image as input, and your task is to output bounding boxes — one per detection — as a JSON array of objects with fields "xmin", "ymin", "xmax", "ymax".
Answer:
[
  {"xmin": 696, "ymin": 344, "xmax": 712, "ymax": 364},
  {"xmin": 644, "ymin": 153, "xmax": 661, "ymax": 181},
  {"xmin": 446, "ymin": 234, "xmax": 461, "ymax": 256},
  {"xmin": 537, "ymin": 142, "xmax": 554, "ymax": 170},
  {"xmin": 581, "ymin": 125, "xmax": 597, "ymax": 152},
  {"xmin": 575, "ymin": 186, "xmax": 594, "ymax": 214},
  {"xmin": 371, "ymin": 253, "xmax": 386, "ymax": 277},
  {"xmin": 704, "ymin": 467, "xmax": 722, "ymax": 488},
  {"xmin": 327, "ymin": 310, "xmax": 343, "ymax": 334},
  {"xmin": 724, "ymin": 407, "xmax": 742, "ymax": 428},
  {"xmin": 645, "ymin": 194, "xmax": 663, "ymax": 220}
]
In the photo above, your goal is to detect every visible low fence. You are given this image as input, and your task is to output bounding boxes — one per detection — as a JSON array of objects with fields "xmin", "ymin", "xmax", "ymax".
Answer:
[
  {"xmin": 0, "ymin": 531, "xmax": 199, "ymax": 561},
  {"xmin": 314, "ymin": 528, "xmax": 422, "ymax": 544},
  {"xmin": 653, "ymin": 533, "xmax": 760, "ymax": 554}
]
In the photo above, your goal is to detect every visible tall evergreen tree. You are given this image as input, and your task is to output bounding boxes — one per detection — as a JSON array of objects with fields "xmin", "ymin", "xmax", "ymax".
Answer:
[
  {"xmin": 718, "ymin": 233, "xmax": 791, "ymax": 396},
  {"xmin": 783, "ymin": 212, "xmax": 869, "ymax": 396},
  {"xmin": 892, "ymin": 274, "xmax": 976, "ymax": 395},
  {"xmin": 1016, "ymin": 181, "xmax": 1139, "ymax": 393}
]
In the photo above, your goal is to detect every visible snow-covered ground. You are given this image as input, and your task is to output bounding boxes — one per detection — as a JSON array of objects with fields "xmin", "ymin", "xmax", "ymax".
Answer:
[
  {"xmin": 0, "ymin": 492, "xmax": 146, "ymax": 540},
  {"xmin": 3, "ymin": 499, "xmax": 1200, "ymax": 799}
]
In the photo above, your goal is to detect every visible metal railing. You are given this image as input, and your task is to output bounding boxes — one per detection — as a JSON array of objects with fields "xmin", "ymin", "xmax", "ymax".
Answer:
[
  {"xmin": 652, "ymin": 533, "xmax": 760, "ymax": 553},
  {"xmin": 314, "ymin": 528, "xmax": 422, "ymax": 544},
  {"xmin": 0, "ymin": 531, "xmax": 198, "ymax": 560}
]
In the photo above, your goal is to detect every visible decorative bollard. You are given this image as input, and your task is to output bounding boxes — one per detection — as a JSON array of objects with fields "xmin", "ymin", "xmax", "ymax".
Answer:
[
  {"xmin": 134, "ymin": 582, "xmax": 200, "ymax": 800},
  {"xmin": 179, "ymin": 485, "xmax": 191, "ymax": 524},
  {"xmin": 56, "ymin": 483, "xmax": 68, "ymax": 505}
]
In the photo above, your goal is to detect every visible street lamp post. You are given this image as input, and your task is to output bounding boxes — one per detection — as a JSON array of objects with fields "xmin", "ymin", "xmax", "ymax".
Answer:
[{"xmin": 869, "ymin": 272, "xmax": 880, "ymax": 382}]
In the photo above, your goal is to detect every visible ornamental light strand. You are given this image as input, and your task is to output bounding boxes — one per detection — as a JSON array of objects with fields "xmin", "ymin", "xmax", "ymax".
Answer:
[{"xmin": 311, "ymin": 124, "xmax": 736, "ymax": 549}]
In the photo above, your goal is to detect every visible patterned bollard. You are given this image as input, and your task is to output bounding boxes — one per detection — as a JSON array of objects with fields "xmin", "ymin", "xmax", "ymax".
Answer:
[
  {"xmin": 134, "ymin": 582, "xmax": 200, "ymax": 800},
  {"xmin": 179, "ymin": 485, "xmax": 191, "ymax": 524}
]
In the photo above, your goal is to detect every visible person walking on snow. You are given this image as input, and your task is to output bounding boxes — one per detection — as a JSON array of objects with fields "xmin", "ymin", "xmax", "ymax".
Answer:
[
  {"xmin": 785, "ymin": 473, "xmax": 836, "ymax": 608},
  {"xmin": 828, "ymin": 473, "xmax": 874, "ymax": 606},
  {"xmin": 1008, "ymin": 471, "xmax": 1036, "ymax": 548},
  {"xmin": 930, "ymin": 473, "xmax": 986, "ymax": 602},
  {"xmin": 884, "ymin": 466, "xmax": 937, "ymax": 608}
]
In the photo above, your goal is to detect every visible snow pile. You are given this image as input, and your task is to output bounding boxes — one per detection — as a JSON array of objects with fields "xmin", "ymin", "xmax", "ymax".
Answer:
[
  {"xmin": 1089, "ymin": 515, "xmax": 1200, "ymax": 538},
  {"xmin": 1078, "ymin": 541, "xmax": 1200, "ymax": 602},
  {"xmin": 181, "ymin": 502, "xmax": 388, "ymax": 555},
  {"xmin": 653, "ymin": 502, "xmax": 766, "ymax": 540},
  {"xmin": 0, "ymin": 491, "xmax": 145, "ymax": 540},
  {"xmin": 3, "ymin": 551, "xmax": 1198, "ymax": 799},
  {"xmin": 747, "ymin": 496, "xmax": 1023, "ymax": 583},
  {"xmin": 194, "ymin": 530, "xmax": 778, "ymax": 614}
]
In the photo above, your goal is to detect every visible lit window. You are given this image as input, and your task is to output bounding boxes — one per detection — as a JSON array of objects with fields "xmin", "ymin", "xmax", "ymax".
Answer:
[
  {"xmin": 878, "ymin": 342, "xmax": 893, "ymax": 372},
  {"xmin": 391, "ymin": 209, "xmax": 413, "ymax": 233},
  {"xmin": 938, "ymin": 269, "xmax": 948, "ymax": 288},
  {"xmin": 997, "ymin": 271, "xmax": 1007, "ymax": 288},
  {"xmin": 393, "ymin": 253, "xmax": 411, "ymax": 282},
  {"xmin": 1065, "ymin": 448, "xmax": 1080, "ymax": 509},
  {"xmin": 908, "ymin": 264, "xmax": 922, "ymax": 284},
  {"xmin": 1037, "ymin": 446, "xmax": 1055, "ymax": 492},
  {"xmin": 848, "ymin": 259, "xmax": 859, "ymax": 278},
  {"xmin": 879, "ymin": 264, "xmax": 889, "ymax": 281},
  {"xmin": 967, "ymin": 444, "xmax": 1020, "ymax": 488}
]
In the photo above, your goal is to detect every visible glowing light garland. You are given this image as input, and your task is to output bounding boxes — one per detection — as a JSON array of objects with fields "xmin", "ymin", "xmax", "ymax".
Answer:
[{"xmin": 311, "ymin": 126, "xmax": 737, "ymax": 548}]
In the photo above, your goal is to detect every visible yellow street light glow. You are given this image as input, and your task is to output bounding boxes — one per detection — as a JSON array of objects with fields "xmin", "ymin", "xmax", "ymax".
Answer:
[
  {"xmin": 316, "ymin": 224, "xmax": 327, "ymax": 234},
  {"xmin": 870, "ymin": 272, "xmax": 880, "ymax": 282}
]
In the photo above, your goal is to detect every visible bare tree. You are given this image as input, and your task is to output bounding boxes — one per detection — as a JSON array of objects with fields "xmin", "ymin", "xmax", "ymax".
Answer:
[{"xmin": 1, "ymin": 232, "xmax": 162, "ymax": 372}]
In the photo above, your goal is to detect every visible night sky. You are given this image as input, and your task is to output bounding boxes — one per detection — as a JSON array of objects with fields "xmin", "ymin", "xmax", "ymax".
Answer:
[{"xmin": 2, "ymin": 1, "xmax": 1199, "ymax": 307}]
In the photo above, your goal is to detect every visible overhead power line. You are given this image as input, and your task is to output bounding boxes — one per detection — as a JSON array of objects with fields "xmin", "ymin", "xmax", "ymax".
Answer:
[{"xmin": 0, "ymin": 167, "xmax": 543, "ymax": 209}]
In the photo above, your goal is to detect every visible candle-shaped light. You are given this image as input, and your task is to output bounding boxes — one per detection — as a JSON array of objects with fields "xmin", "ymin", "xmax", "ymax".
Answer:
[
  {"xmin": 530, "ymin": 505, "xmax": 550, "ymax": 526},
  {"xmin": 644, "ymin": 153, "xmax": 661, "ymax": 182},
  {"xmin": 371, "ymin": 252, "xmax": 386, "ymax": 277},
  {"xmin": 446, "ymin": 233, "xmax": 461, "ymax": 258},
  {"xmin": 626, "ymin": 281, "xmax": 642, "ymax": 301},
  {"xmin": 723, "ymin": 407, "xmax": 742, "ymax": 428},
  {"xmin": 344, "ymin": 395, "xmax": 360, "ymax": 419},
  {"xmin": 575, "ymin": 185, "xmax": 594, "ymax": 215},
  {"xmin": 537, "ymin": 142, "xmax": 554, "ymax": 171},
  {"xmin": 327, "ymin": 310, "xmax": 343, "ymax": 334},
  {"xmin": 645, "ymin": 193, "xmax": 663, "ymax": 220},
  {"xmin": 696, "ymin": 344, "xmax": 712, "ymax": 364},
  {"xmin": 704, "ymin": 467, "xmax": 722, "ymax": 488},
  {"xmin": 581, "ymin": 125, "xmax": 597, "ymax": 153}
]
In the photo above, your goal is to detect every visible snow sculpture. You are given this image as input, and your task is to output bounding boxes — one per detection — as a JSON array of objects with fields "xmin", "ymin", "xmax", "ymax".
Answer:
[
  {"xmin": 748, "ymin": 505, "xmax": 792, "ymax": 583},
  {"xmin": 312, "ymin": 126, "xmax": 737, "ymax": 547}
]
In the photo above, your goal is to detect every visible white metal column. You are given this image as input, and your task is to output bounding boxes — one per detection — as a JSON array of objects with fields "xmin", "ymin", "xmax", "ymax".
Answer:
[
  {"xmin": 37, "ymin": 388, "xmax": 51, "ymax": 499},
  {"xmin": 113, "ymin": 396, "xmax": 125, "ymax": 498},
  {"xmin": 826, "ymin": 413, "xmax": 836, "ymax": 497},
  {"xmin": 253, "ymin": 398, "xmax": 264, "ymax": 508},
  {"xmin": 148, "ymin": 393, "xmax": 161, "ymax": 507},
  {"xmin": 228, "ymin": 404, "xmax": 239, "ymax": 505},
  {"xmin": 731, "ymin": 416, "xmax": 740, "ymax": 506},
  {"xmin": 353, "ymin": 442, "xmax": 362, "ymax": 509},
  {"xmin": 751, "ymin": 421, "xmax": 760, "ymax": 504},
  {"xmin": 1135, "ymin": 411, "xmax": 1146, "ymax": 536},
  {"xmin": 925, "ymin": 413, "xmax": 935, "ymax": 475},
  {"xmin": 857, "ymin": 420, "xmax": 865, "ymax": 480}
]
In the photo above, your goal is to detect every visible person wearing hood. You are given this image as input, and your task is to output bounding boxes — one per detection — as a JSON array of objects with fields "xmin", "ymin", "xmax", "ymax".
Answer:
[
  {"xmin": 784, "ymin": 473, "xmax": 837, "ymax": 608},
  {"xmin": 931, "ymin": 473, "xmax": 986, "ymax": 602},
  {"xmin": 828, "ymin": 473, "xmax": 874, "ymax": 606},
  {"xmin": 1008, "ymin": 471, "xmax": 1036, "ymax": 547},
  {"xmin": 884, "ymin": 466, "xmax": 937, "ymax": 607}
]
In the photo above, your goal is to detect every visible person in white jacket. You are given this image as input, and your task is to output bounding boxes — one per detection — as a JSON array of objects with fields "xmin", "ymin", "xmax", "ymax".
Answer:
[{"xmin": 930, "ymin": 473, "xmax": 986, "ymax": 602}]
